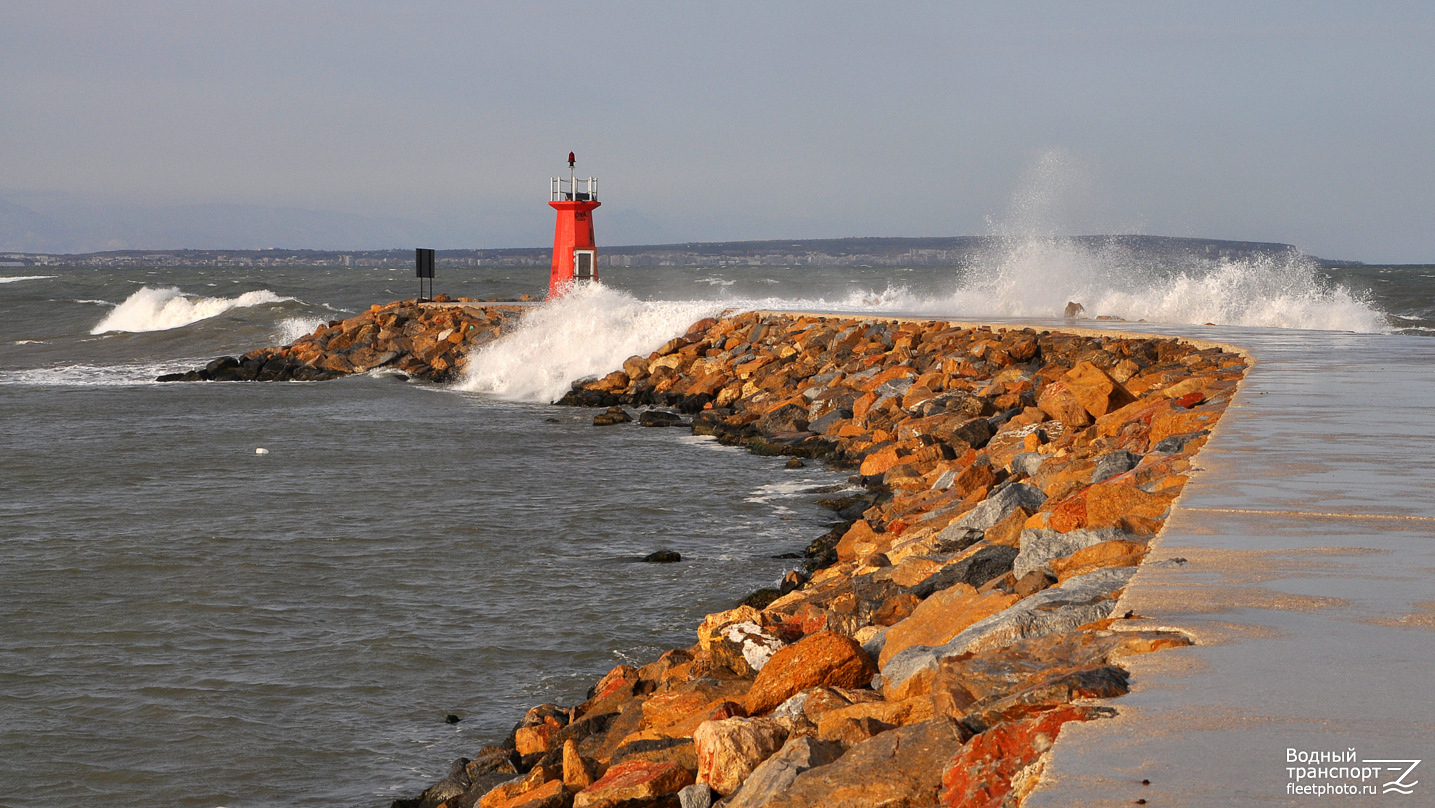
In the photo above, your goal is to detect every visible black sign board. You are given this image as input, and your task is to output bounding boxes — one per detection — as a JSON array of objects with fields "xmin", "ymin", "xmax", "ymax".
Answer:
[
  {"xmin": 415, "ymin": 248, "xmax": 435, "ymax": 300},
  {"xmin": 415, "ymin": 248, "xmax": 435, "ymax": 278}
]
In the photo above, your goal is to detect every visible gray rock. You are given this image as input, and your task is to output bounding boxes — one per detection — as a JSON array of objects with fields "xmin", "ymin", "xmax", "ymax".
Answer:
[
  {"xmin": 721, "ymin": 737, "xmax": 846, "ymax": 808},
  {"xmin": 930, "ymin": 526, "xmax": 984, "ymax": 554},
  {"xmin": 875, "ymin": 377, "xmax": 914, "ymax": 398},
  {"xmin": 1010, "ymin": 451, "xmax": 1045, "ymax": 477},
  {"xmin": 1012, "ymin": 527, "xmax": 1137, "ymax": 580},
  {"xmin": 930, "ymin": 468, "xmax": 958, "ymax": 490},
  {"xmin": 939, "ymin": 482, "xmax": 1047, "ymax": 535},
  {"xmin": 880, "ymin": 567, "xmax": 1138, "ymax": 694},
  {"xmin": 908, "ymin": 544, "xmax": 1020, "ymax": 598},
  {"xmin": 639, "ymin": 410, "xmax": 684, "ymax": 427},
  {"xmin": 946, "ymin": 416, "xmax": 995, "ymax": 449},
  {"xmin": 679, "ymin": 782, "xmax": 715, "ymax": 808},
  {"xmin": 806, "ymin": 408, "xmax": 850, "ymax": 436},
  {"xmin": 405, "ymin": 757, "xmax": 471, "ymax": 808},
  {"xmin": 1091, "ymin": 450, "xmax": 1141, "ymax": 482},
  {"xmin": 1153, "ymin": 429, "xmax": 1210, "ymax": 454},
  {"xmin": 770, "ymin": 690, "xmax": 813, "ymax": 724},
  {"xmin": 755, "ymin": 403, "xmax": 809, "ymax": 434},
  {"xmin": 846, "ymin": 365, "xmax": 880, "ymax": 383},
  {"xmin": 860, "ymin": 626, "xmax": 888, "ymax": 661}
]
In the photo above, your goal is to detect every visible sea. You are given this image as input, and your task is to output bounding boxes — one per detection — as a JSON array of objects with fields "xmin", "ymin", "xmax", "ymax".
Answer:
[{"xmin": 1, "ymin": 240, "xmax": 1430, "ymax": 807}]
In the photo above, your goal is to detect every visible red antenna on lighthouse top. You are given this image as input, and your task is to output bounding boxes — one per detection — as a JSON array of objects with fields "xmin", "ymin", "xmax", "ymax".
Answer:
[{"xmin": 568, "ymin": 152, "xmax": 576, "ymax": 168}]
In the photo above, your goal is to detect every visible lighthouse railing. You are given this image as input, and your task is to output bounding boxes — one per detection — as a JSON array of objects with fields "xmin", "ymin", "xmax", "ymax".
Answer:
[{"xmin": 550, "ymin": 176, "xmax": 598, "ymax": 202}]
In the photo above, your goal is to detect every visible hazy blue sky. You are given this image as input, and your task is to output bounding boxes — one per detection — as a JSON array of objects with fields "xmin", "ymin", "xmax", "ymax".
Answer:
[{"xmin": 2, "ymin": 1, "xmax": 1432, "ymax": 260}]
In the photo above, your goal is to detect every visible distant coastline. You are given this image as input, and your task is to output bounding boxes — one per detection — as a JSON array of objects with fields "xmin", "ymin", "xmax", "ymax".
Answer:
[{"xmin": 1, "ymin": 234, "xmax": 1369, "ymax": 270}]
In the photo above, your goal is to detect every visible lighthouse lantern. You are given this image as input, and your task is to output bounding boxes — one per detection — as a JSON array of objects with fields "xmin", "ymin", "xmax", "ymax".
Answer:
[{"xmin": 548, "ymin": 153, "xmax": 600, "ymax": 297}]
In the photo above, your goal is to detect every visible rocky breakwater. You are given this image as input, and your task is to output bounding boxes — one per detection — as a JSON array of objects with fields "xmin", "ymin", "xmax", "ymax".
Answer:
[
  {"xmin": 157, "ymin": 296, "xmax": 523, "ymax": 383},
  {"xmin": 397, "ymin": 312, "xmax": 1246, "ymax": 808}
]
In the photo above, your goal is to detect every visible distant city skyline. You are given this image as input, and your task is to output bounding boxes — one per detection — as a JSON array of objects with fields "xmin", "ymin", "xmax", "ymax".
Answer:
[{"xmin": 2, "ymin": 2, "xmax": 1432, "ymax": 262}]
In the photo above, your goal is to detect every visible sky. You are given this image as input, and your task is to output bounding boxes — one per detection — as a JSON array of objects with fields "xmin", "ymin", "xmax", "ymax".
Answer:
[{"xmin": 2, "ymin": 1, "xmax": 1432, "ymax": 261}]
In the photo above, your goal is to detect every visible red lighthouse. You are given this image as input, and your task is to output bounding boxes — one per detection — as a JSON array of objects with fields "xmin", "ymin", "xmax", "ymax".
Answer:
[{"xmin": 548, "ymin": 152, "xmax": 600, "ymax": 297}]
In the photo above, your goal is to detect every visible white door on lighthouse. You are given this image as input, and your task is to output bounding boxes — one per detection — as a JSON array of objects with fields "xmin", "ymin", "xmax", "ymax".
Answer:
[{"xmin": 573, "ymin": 250, "xmax": 596, "ymax": 281}]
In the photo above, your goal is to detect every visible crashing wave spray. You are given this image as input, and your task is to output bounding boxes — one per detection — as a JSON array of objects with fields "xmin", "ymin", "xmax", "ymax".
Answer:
[
  {"xmin": 274, "ymin": 317, "xmax": 326, "ymax": 345},
  {"xmin": 456, "ymin": 283, "xmax": 730, "ymax": 403},
  {"xmin": 906, "ymin": 149, "xmax": 1392, "ymax": 332},
  {"xmin": 92, "ymin": 286, "xmax": 293, "ymax": 334}
]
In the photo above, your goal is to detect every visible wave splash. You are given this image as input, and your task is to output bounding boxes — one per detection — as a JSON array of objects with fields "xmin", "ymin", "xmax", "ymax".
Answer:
[
  {"xmin": 457, "ymin": 242, "xmax": 1389, "ymax": 403},
  {"xmin": 917, "ymin": 237, "xmax": 1390, "ymax": 332},
  {"xmin": 274, "ymin": 317, "xmax": 326, "ymax": 345},
  {"xmin": 640, "ymin": 243, "xmax": 1387, "ymax": 334},
  {"xmin": 91, "ymin": 286, "xmax": 293, "ymax": 334},
  {"xmin": 773, "ymin": 147, "xmax": 1384, "ymax": 332},
  {"xmin": 457, "ymin": 283, "xmax": 728, "ymax": 403}
]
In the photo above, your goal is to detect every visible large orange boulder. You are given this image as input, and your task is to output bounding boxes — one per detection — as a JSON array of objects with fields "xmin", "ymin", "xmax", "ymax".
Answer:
[
  {"xmin": 834, "ymin": 519, "xmax": 883, "ymax": 563},
  {"xmin": 1149, "ymin": 400, "xmax": 1225, "ymax": 445},
  {"xmin": 744, "ymin": 631, "xmax": 878, "ymax": 716},
  {"xmin": 878, "ymin": 588, "xmax": 1020, "ymax": 668},
  {"xmin": 1062, "ymin": 361, "xmax": 1136, "ymax": 418},
  {"xmin": 1046, "ymin": 482, "xmax": 1174, "ymax": 533},
  {"xmin": 483, "ymin": 778, "xmax": 566, "ymax": 808},
  {"xmin": 1083, "ymin": 482, "xmax": 1176, "ymax": 529},
  {"xmin": 1049, "ymin": 539, "xmax": 1148, "ymax": 581},
  {"xmin": 1035, "ymin": 381, "xmax": 1093, "ymax": 427},
  {"xmin": 572, "ymin": 760, "xmax": 694, "ymax": 808}
]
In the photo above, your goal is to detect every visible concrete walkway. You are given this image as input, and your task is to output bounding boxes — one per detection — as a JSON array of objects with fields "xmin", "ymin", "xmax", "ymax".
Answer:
[{"xmin": 1016, "ymin": 326, "xmax": 1435, "ymax": 806}]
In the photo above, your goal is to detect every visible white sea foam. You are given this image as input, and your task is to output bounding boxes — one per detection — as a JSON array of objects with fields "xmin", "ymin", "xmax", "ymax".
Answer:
[
  {"xmin": 456, "ymin": 283, "xmax": 728, "ymax": 402},
  {"xmin": 0, "ymin": 275, "xmax": 56, "ymax": 283},
  {"xmin": 0, "ymin": 360, "xmax": 200, "ymax": 386},
  {"xmin": 841, "ymin": 238, "xmax": 1390, "ymax": 333},
  {"xmin": 747, "ymin": 480, "xmax": 830, "ymax": 501},
  {"xmin": 894, "ymin": 149, "xmax": 1392, "ymax": 332},
  {"xmin": 274, "ymin": 316, "xmax": 325, "ymax": 345},
  {"xmin": 680, "ymin": 246, "xmax": 1387, "ymax": 333},
  {"xmin": 675, "ymin": 434, "xmax": 747, "ymax": 453},
  {"xmin": 91, "ymin": 286, "xmax": 293, "ymax": 334}
]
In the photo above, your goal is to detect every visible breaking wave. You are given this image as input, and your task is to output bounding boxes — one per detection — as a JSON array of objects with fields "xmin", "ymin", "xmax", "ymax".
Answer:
[
  {"xmin": 91, "ymin": 286, "xmax": 293, "ymax": 334},
  {"xmin": 650, "ymin": 244, "xmax": 1387, "ymax": 333},
  {"xmin": 921, "ymin": 237, "xmax": 1389, "ymax": 332},
  {"xmin": 456, "ymin": 283, "xmax": 728, "ymax": 403},
  {"xmin": 0, "ymin": 275, "xmax": 56, "ymax": 284},
  {"xmin": 274, "ymin": 316, "xmax": 326, "ymax": 345}
]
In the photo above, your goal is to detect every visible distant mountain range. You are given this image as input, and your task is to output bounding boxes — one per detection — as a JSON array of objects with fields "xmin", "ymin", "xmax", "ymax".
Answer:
[{"xmin": 3, "ymin": 235, "xmax": 1358, "ymax": 269}]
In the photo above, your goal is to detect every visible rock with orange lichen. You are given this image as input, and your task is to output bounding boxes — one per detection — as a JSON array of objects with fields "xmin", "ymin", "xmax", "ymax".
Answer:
[
  {"xmin": 745, "ymin": 632, "xmax": 878, "ymax": 717},
  {"xmin": 877, "ymin": 588, "xmax": 1021, "ymax": 668},
  {"xmin": 572, "ymin": 759, "xmax": 694, "ymax": 808},
  {"xmin": 1061, "ymin": 361, "xmax": 1136, "ymax": 418},
  {"xmin": 938, "ymin": 706, "xmax": 1104, "ymax": 808}
]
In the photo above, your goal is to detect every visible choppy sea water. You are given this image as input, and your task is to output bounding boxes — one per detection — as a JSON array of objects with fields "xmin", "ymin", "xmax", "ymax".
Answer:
[{"xmin": 0, "ymin": 245, "xmax": 1429, "ymax": 807}]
